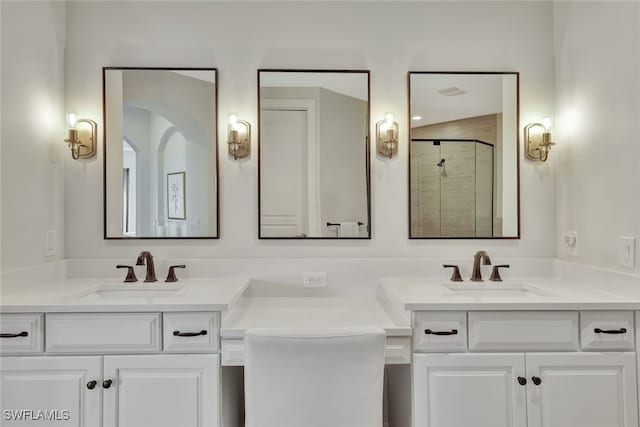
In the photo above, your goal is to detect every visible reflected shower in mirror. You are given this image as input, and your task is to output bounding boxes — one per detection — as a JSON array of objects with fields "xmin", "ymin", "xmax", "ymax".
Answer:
[
  {"xmin": 104, "ymin": 68, "xmax": 218, "ymax": 239},
  {"xmin": 258, "ymin": 70, "xmax": 370, "ymax": 239},
  {"xmin": 409, "ymin": 72, "xmax": 519, "ymax": 239}
]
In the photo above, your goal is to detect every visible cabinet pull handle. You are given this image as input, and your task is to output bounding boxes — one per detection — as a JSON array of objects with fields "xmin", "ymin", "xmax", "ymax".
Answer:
[
  {"xmin": 173, "ymin": 330, "xmax": 207, "ymax": 337},
  {"xmin": 0, "ymin": 331, "xmax": 28, "ymax": 338},
  {"xmin": 425, "ymin": 329, "xmax": 458, "ymax": 336},
  {"xmin": 102, "ymin": 379, "xmax": 113, "ymax": 389},
  {"xmin": 531, "ymin": 376, "xmax": 542, "ymax": 386},
  {"xmin": 594, "ymin": 327, "xmax": 627, "ymax": 334},
  {"xmin": 86, "ymin": 381, "xmax": 97, "ymax": 390},
  {"xmin": 517, "ymin": 377, "xmax": 527, "ymax": 386}
]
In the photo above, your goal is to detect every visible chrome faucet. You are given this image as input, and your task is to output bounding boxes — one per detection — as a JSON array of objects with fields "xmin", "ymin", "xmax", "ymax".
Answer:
[
  {"xmin": 470, "ymin": 250, "xmax": 492, "ymax": 282},
  {"xmin": 136, "ymin": 251, "xmax": 157, "ymax": 282}
]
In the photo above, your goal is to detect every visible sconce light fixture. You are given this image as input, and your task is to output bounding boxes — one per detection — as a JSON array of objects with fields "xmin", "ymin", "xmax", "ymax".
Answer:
[
  {"xmin": 64, "ymin": 112, "xmax": 97, "ymax": 160},
  {"xmin": 227, "ymin": 113, "xmax": 251, "ymax": 160},
  {"xmin": 376, "ymin": 112, "xmax": 399, "ymax": 158},
  {"xmin": 524, "ymin": 116, "xmax": 555, "ymax": 161}
]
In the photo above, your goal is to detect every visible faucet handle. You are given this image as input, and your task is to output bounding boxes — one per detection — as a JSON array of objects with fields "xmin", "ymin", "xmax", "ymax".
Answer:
[
  {"xmin": 116, "ymin": 265, "xmax": 138, "ymax": 283},
  {"xmin": 443, "ymin": 264, "xmax": 463, "ymax": 282},
  {"xmin": 165, "ymin": 265, "xmax": 186, "ymax": 283},
  {"xmin": 489, "ymin": 265, "xmax": 510, "ymax": 282}
]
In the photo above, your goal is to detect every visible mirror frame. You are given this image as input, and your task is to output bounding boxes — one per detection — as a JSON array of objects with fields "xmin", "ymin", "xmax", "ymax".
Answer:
[
  {"xmin": 102, "ymin": 66, "xmax": 220, "ymax": 240},
  {"xmin": 257, "ymin": 69, "xmax": 372, "ymax": 240},
  {"xmin": 407, "ymin": 71, "xmax": 521, "ymax": 240}
]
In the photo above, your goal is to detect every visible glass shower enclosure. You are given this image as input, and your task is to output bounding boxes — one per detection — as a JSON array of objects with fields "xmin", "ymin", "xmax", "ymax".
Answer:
[{"xmin": 410, "ymin": 139, "xmax": 495, "ymax": 238}]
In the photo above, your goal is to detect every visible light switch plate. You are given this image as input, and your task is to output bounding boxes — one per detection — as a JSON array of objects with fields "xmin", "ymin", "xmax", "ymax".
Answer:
[
  {"xmin": 618, "ymin": 236, "xmax": 636, "ymax": 268},
  {"xmin": 303, "ymin": 272, "xmax": 327, "ymax": 288},
  {"xmin": 563, "ymin": 232, "xmax": 578, "ymax": 257},
  {"xmin": 44, "ymin": 230, "xmax": 56, "ymax": 257}
]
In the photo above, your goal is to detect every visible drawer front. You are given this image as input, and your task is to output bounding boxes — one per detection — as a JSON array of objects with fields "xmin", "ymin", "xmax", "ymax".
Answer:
[
  {"xmin": 469, "ymin": 311, "xmax": 579, "ymax": 351},
  {"xmin": 221, "ymin": 336, "xmax": 412, "ymax": 366},
  {"xmin": 163, "ymin": 312, "xmax": 220, "ymax": 353},
  {"xmin": 46, "ymin": 313, "xmax": 161, "ymax": 354},
  {"xmin": 581, "ymin": 311, "xmax": 634, "ymax": 351},
  {"xmin": 413, "ymin": 311, "xmax": 467, "ymax": 352},
  {"xmin": 0, "ymin": 314, "xmax": 44, "ymax": 354}
]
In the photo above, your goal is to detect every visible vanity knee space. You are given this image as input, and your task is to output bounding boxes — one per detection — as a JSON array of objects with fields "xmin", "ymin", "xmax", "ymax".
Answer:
[{"xmin": 411, "ymin": 310, "xmax": 640, "ymax": 427}]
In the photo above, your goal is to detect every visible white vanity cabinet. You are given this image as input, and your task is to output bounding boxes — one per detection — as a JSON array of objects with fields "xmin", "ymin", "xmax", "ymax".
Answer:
[
  {"xmin": 0, "ymin": 356, "xmax": 102, "ymax": 426},
  {"xmin": 412, "ymin": 310, "xmax": 639, "ymax": 427},
  {"xmin": 0, "ymin": 312, "xmax": 222, "ymax": 427}
]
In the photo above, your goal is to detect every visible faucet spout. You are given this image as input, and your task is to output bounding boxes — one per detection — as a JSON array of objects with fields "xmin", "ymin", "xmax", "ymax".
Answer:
[
  {"xmin": 136, "ymin": 251, "xmax": 157, "ymax": 283},
  {"xmin": 471, "ymin": 251, "xmax": 492, "ymax": 282}
]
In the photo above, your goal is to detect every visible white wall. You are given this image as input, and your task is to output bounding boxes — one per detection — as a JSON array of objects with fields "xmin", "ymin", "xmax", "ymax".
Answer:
[
  {"xmin": 553, "ymin": 1, "xmax": 640, "ymax": 273},
  {"xmin": 0, "ymin": 1, "xmax": 66, "ymax": 272},
  {"xmin": 63, "ymin": 1, "xmax": 555, "ymax": 261}
]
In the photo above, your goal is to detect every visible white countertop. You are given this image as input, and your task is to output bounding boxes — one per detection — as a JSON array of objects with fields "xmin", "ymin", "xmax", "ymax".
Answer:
[
  {"xmin": 379, "ymin": 277, "xmax": 640, "ymax": 311},
  {"xmin": 0, "ymin": 278, "xmax": 250, "ymax": 313},
  {"xmin": 220, "ymin": 297, "xmax": 412, "ymax": 338}
]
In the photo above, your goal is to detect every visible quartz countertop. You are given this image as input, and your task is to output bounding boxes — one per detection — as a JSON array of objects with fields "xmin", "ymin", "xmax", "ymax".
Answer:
[
  {"xmin": 0, "ymin": 277, "xmax": 250, "ymax": 313},
  {"xmin": 220, "ymin": 297, "xmax": 412, "ymax": 338},
  {"xmin": 379, "ymin": 277, "xmax": 640, "ymax": 311}
]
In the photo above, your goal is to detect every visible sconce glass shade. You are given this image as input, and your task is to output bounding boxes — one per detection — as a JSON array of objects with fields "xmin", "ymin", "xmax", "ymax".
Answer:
[
  {"xmin": 64, "ymin": 114, "xmax": 97, "ymax": 160},
  {"xmin": 524, "ymin": 120, "xmax": 555, "ymax": 162},
  {"xmin": 227, "ymin": 113, "xmax": 250, "ymax": 160},
  {"xmin": 67, "ymin": 112, "xmax": 78, "ymax": 129},
  {"xmin": 376, "ymin": 113, "xmax": 399, "ymax": 158}
]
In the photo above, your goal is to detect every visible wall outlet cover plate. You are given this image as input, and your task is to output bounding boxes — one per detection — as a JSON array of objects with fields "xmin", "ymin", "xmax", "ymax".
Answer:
[{"xmin": 617, "ymin": 236, "xmax": 636, "ymax": 268}]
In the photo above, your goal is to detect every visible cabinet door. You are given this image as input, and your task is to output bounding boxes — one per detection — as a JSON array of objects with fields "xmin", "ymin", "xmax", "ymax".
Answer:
[
  {"xmin": 0, "ymin": 356, "xmax": 101, "ymax": 427},
  {"xmin": 526, "ymin": 352, "xmax": 638, "ymax": 427},
  {"xmin": 103, "ymin": 354, "xmax": 220, "ymax": 427},
  {"xmin": 413, "ymin": 353, "xmax": 527, "ymax": 427}
]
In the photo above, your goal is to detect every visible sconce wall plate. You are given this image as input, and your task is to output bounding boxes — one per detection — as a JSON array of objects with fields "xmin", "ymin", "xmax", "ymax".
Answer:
[
  {"xmin": 376, "ymin": 114, "xmax": 399, "ymax": 158},
  {"xmin": 227, "ymin": 116, "xmax": 251, "ymax": 160},
  {"xmin": 524, "ymin": 122, "xmax": 554, "ymax": 162},
  {"xmin": 65, "ymin": 118, "xmax": 97, "ymax": 160}
]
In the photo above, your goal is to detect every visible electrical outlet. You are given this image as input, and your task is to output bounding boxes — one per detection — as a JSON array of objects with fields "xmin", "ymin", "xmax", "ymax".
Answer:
[
  {"xmin": 303, "ymin": 272, "xmax": 328, "ymax": 288},
  {"xmin": 563, "ymin": 232, "xmax": 578, "ymax": 257},
  {"xmin": 618, "ymin": 236, "xmax": 636, "ymax": 268},
  {"xmin": 44, "ymin": 230, "xmax": 56, "ymax": 257}
]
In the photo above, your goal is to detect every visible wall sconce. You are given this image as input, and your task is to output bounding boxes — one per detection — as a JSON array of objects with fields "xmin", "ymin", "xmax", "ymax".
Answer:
[
  {"xmin": 64, "ymin": 112, "xmax": 97, "ymax": 160},
  {"xmin": 376, "ymin": 112, "xmax": 399, "ymax": 159},
  {"xmin": 524, "ymin": 117, "xmax": 555, "ymax": 161},
  {"xmin": 227, "ymin": 113, "xmax": 251, "ymax": 160}
]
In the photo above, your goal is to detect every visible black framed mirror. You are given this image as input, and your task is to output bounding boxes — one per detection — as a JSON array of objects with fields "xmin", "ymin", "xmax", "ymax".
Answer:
[
  {"xmin": 103, "ymin": 67, "xmax": 219, "ymax": 239},
  {"xmin": 258, "ymin": 69, "xmax": 371, "ymax": 239},
  {"xmin": 409, "ymin": 72, "xmax": 520, "ymax": 239}
]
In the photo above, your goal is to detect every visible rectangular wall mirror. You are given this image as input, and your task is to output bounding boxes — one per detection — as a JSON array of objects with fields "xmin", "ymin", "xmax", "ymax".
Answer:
[
  {"xmin": 103, "ymin": 67, "xmax": 218, "ymax": 239},
  {"xmin": 258, "ymin": 70, "xmax": 371, "ymax": 239},
  {"xmin": 409, "ymin": 72, "xmax": 520, "ymax": 239}
]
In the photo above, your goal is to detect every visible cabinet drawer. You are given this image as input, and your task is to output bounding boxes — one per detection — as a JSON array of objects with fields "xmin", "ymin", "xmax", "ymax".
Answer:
[
  {"xmin": 0, "ymin": 314, "xmax": 44, "ymax": 354},
  {"xmin": 469, "ymin": 311, "xmax": 579, "ymax": 351},
  {"xmin": 46, "ymin": 313, "xmax": 161, "ymax": 354},
  {"xmin": 580, "ymin": 311, "xmax": 634, "ymax": 351},
  {"xmin": 413, "ymin": 311, "xmax": 467, "ymax": 352},
  {"xmin": 163, "ymin": 312, "xmax": 219, "ymax": 353}
]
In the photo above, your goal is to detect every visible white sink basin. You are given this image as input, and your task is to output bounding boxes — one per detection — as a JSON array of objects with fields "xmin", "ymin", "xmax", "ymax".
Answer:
[
  {"xmin": 442, "ymin": 282, "xmax": 552, "ymax": 298},
  {"xmin": 78, "ymin": 284, "xmax": 184, "ymax": 300}
]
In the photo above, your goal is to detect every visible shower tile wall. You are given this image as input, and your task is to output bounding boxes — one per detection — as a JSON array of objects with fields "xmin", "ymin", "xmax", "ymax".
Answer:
[{"xmin": 411, "ymin": 114, "xmax": 500, "ymax": 237}]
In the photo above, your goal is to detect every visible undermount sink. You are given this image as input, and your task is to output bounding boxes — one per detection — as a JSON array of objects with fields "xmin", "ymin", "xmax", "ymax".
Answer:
[
  {"xmin": 78, "ymin": 284, "xmax": 184, "ymax": 300},
  {"xmin": 442, "ymin": 282, "xmax": 552, "ymax": 298}
]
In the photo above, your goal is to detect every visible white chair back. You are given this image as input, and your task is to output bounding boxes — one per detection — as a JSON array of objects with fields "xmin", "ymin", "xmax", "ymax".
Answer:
[{"xmin": 244, "ymin": 327, "xmax": 386, "ymax": 427}]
